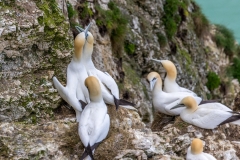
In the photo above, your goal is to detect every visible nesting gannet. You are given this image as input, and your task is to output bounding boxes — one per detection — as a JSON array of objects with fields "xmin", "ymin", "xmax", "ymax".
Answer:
[
  {"xmin": 79, "ymin": 76, "xmax": 110, "ymax": 160},
  {"xmin": 186, "ymin": 138, "xmax": 216, "ymax": 160},
  {"xmin": 147, "ymin": 72, "xmax": 202, "ymax": 115},
  {"xmin": 53, "ymin": 32, "xmax": 89, "ymax": 122},
  {"xmin": 75, "ymin": 25, "xmax": 135, "ymax": 110},
  {"xmin": 171, "ymin": 96, "xmax": 240, "ymax": 129}
]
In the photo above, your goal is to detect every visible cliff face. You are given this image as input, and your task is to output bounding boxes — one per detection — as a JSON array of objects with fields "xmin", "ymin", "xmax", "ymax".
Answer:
[{"xmin": 0, "ymin": 0, "xmax": 240, "ymax": 159}]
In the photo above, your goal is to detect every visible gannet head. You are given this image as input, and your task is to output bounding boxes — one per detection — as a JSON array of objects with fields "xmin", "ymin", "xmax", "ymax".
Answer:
[
  {"xmin": 74, "ymin": 32, "xmax": 86, "ymax": 60},
  {"xmin": 85, "ymin": 76, "xmax": 102, "ymax": 102},
  {"xmin": 75, "ymin": 23, "xmax": 94, "ymax": 44},
  {"xmin": 170, "ymin": 96, "xmax": 197, "ymax": 110},
  {"xmin": 160, "ymin": 60, "xmax": 177, "ymax": 81},
  {"xmin": 181, "ymin": 96, "xmax": 198, "ymax": 111},
  {"xmin": 191, "ymin": 138, "xmax": 203, "ymax": 155},
  {"xmin": 147, "ymin": 72, "xmax": 162, "ymax": 91}
]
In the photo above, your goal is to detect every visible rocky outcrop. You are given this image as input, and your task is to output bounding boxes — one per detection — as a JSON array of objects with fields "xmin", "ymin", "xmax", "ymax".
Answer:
[{"xmin": 1, "ymin": 0, "xmax": 240, "ymax": 159}]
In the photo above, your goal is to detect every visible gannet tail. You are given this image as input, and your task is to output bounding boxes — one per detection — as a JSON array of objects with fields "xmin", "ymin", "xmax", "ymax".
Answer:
[
  {"xmin": 79, "ymin": 100, "xmax": 87, "ymax": 110},
  {"xmin": 119, "ymin": 99, "xmax": 135, "ymax": 107},
  {"xmin": 199, "ymin": 99, "xmax": 221, "ymax": 105},
  {"xmin": 80, "ymin": 143, "xmax": 100, "ymax": 160},
  {"xmin": 113, "ymin": 96, "xmax": 136, "ymax": 110},
  {"xmin": 219, "ymin": 112, "xmax": 240, "ymax": 126},
  {"xmin": 53, "ymin": 76, "xmax": 68, "ymax": 102}
]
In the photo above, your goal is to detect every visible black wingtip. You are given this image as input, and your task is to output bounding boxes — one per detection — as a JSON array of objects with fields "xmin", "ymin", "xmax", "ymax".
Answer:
[
  {"xmin": 80, "ymin": 143, "xmax": 95, "ymax": 160},
  {"xmin": 219, "ymin": 112, "xmax": 240, "ymax": 126},
  {"xmin": 80, "ymin": 142, "xmax": 101, "ymax": 160},
  {"xmin": 79, "ymin": 100, "xmax": 87, "ymax": 110},
  {"xmin": 119, "ymin": 99, "xmax": 136, "ymax": 107},
  {"xmin": 199, "ymin": 99, "xmax": 221, "ymax": 105},
  {"xmin": 113, "ymin": 96, "xmax": 119, "ymax": 110}
]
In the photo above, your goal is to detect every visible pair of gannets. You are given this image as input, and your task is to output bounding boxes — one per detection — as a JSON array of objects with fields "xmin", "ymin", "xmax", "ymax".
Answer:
[
  {"xmin": 53, "ymin": 28, "xmax": 90, "ymax": 122},
  {"xmin": 171, "ymin": 96, "xmax": 240, "ymax": 129},
  {"xmin": 79, "ymin": 76, "xmax": 110, "ymax": 160},
  {"xmin": 147, "ymin": 72, "xmax": 202, "ymax": 115},
  {"xmin": 151, "ymin": 59, "xmax": 218, "ymax": 105},
  {"xmin": 187, "ymin": 138, "xmax": 216, "ymax": 160},
  {"xmin": 75, "ymin": 25, "xmax": 135, "ymax": 110}
]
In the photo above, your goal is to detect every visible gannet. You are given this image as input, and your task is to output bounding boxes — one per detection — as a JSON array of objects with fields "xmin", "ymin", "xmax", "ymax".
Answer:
[
  {"xmin": 171, "ymin": 96, "xmax": 240, "ymax": 129},
  {"xmin": 146, "ymin": 72, "xmax": 202, "ymax": 115},
  {"xmin": 75, "ymin": 25, "xmax": 135, "ymax": 110},
  {"xmin": 186, "ymin": 138, "xmax": 216, "ymax": 160},
  {"xmin": 53, "ymin": 32, "xmax": 89, "ymax": 122},
  {"xmin": 79, "ymin": 76, "xmax": 110, "ymax": 160}
]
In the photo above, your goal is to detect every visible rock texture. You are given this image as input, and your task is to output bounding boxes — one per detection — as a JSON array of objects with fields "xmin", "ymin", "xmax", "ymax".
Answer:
[{"xmin": 0, "ymin": 0, "xmax": 240, "ymax": 159}]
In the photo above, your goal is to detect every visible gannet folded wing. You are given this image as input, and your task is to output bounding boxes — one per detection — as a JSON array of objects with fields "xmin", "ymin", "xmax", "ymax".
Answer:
[
  {"xmin": 190, "ymin": 108, "xmax": 232, "ymax": 129},
  {"xmin": 198, "ymin": 102, "xmax": 231, "ymax": 111}
]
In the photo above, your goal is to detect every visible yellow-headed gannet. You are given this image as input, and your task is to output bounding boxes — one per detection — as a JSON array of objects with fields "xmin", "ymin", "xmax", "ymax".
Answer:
[
  {"xmin": 53, "ymin": 32, "xmax": 89, "ymax": 122},
  {"xmin": 75, "ymin": 24, "xmax": 135, "ymax": 110},
  {"xmin": 79, "ymin": 76, "xmax": 110, "ymax": 160},
  {"xmin": 171, "ymin": 96, "xmax": 240, "ymax": 129},
  {"xmin": 186, "ymin": 138, "xmax": 216, "ymax": 160},
  {"xmin": 146, "ymin": 72, "xmax": 202, "ymax": 115}
]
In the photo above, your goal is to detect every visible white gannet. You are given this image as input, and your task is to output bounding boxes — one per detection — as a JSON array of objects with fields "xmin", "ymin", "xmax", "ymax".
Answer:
[
  {"xmin": 151, "ymin": 59, "xmax": 198, "ymax": 94},
  {"xmin": 151, "ymin": 59, "xmax": 221, "ymax": 105},
  {"xmin": 79, "ymin": 76, "xmax": 110, "ymax": 160},
  {"xmin": 186, "ymin": 138, "xmax": 216, "ymax": 160},
  {"xmin": 53, "ymin": 31, "xmax": 89, "ymax": 122},
  {"xmin": 171, "ymin": 96, "xmax": 240, "ymax": 129},
  {"xmin": 75, "ymin": 25, "xmax": 135, "ymax": 110},
  {"xmin": 147, "ymin": 72, "xmax": 202, "ymax": 115}
]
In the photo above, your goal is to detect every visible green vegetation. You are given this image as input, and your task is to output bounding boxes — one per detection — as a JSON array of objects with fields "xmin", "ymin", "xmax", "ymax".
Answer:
[
  {"xmin": 191, "ymin": 1, "xmax": 209, "ymax": 38},
  {"xmin": 162, "ymin": 0, "xmax": 181, "ymax": 39},
  {"xmin": 229, "ymin": 58, "xmax": 240, "ymax": 82},
  {"xmin": 67, "ymin": 1, "xmax": 77, "ymax": 19},
  {"xmin": 157, "ymin": 33, "xmax": 167, "ymax": 47},
  {"xmin": 95, "ymin": 1, "xmax": 128, "ymax": 57},
  {"xmin": 124, "ymin": 41, "xmax": 136, "ymax": 55},
  {"xmin": 214, "ymin": 24, "xmax": 236, "ymax": 58},
  {"xmin": 206, "ymin": 71, "xmax": 221, "ymax": 91}
]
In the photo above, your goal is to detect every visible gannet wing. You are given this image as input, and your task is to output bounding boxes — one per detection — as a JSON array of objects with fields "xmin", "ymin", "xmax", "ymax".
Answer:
[
  {"xmin": 191, "ymin": 108, "xmax": 232, "ymax": 129},
  {"xmin": 203, "ymin": 153, "xmax": 217, "ymax": 160},
  {"xmin": 53, "ymin": 76, "xmax": 68, "ymax": 103},
  {"xmin": 199, "ymin": 103, "xmax": 232, "ymax": 112},
  {"xmin": 179, "ymin": 87, "xmax": 197, "ymax": 96},
  {"xmin": 96, "ymin": 69, "xmax": 119, "ymax": 98}
]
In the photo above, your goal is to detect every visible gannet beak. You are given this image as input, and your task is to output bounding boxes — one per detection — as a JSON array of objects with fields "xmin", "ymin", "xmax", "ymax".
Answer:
[
  {"xmin": 75, "ymin": 26, "xmax": 84, "ymax": 33},
  {"xmin": 150, "ymin": 78, "xmax": 157, "ymax": 91},
  {"xmin": 170, "ymin": 104, "xmax": 185, "ymax": 110},
  {"xmin": 151, "ymin": 58, "xmax": 164, "ymax": 67},
  {"xmin": 84, "ymin": 22, "xmax": 92, "ymax": 38}
]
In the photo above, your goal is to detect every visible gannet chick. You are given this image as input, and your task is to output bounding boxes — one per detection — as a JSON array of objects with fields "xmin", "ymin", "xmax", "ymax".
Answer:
[
  {"xmin": 76, "ymin": 25, "xmax": 135, "ymax": 110},
  {"xmin": 171, "ymin": 96, "xmax": 240, "ymax": 129},
  {"xmin": 147, "ymin": 72, "xmax": 202, "ymax": 115},
  {"xmin": 79, "ymin": 76, "xmax": 110, "ymax": 160},
  {"xmin": 53, "ymin": 32, "xmax": 89, "ymax": 122},
  {"xmin": 186, "ymin": 138, "xmax": 216, "ymax": 160}
]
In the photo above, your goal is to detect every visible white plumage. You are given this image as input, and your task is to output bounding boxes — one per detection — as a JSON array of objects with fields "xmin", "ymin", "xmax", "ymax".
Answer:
[
  {"xmin": 151, "ymin": 59, "xmax": 199, "ymax": 97},
  {"xmin": 78, "ymin": 76, "xmax": 110, "ymax": 160},
  {"xmin": 172, "ymin": 96, "xmax": 240, "ymax": 129},
  {"xmin": 53, "ymin": 32, "xmax": 89, "ymax": 122}
]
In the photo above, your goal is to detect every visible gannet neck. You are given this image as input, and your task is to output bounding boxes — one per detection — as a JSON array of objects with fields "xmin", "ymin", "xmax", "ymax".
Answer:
[
  {"xmin": 86, "ymin": 32, "xmax": 94, "ymax": 44},
  {"xmin": 191, "ymin": 138, "xmax": 203, "ymax": 155},
  {"xmin": 161, "ymin": 60, "xmax": 177, "ymax": 81},
  {"xmin": 181, "ymin": 96, "xmax": 198, "ymax": 112},
  {"xmin": 74, "ymin": 32, "xmax": 85, "ymax": 60},
  {"xmin": 147, "ymin": 72, "xmax": 163, "ymax": 91},
  {"xmin": 85, "ymin": 76, "xmax": 102, "ymax": 102}
]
